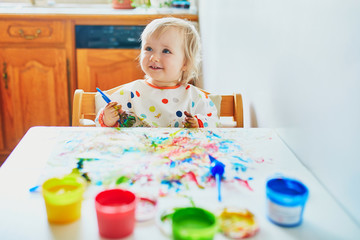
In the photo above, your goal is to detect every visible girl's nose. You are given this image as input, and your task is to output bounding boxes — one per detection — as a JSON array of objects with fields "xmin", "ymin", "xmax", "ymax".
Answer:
[{"xmin": 150, "ymin": 54, "xmax": 159, "ymax": 62}]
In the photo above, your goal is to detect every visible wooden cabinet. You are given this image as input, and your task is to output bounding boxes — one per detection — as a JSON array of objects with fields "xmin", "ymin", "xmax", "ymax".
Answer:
[
  {"xmin": 0, "ymin": 48, "xmax": 69, "ymax": 154},
  {"xmin": 0, "ymin": 19, "xmax": 65, "ymax": 44},
  {"xmin": 0, "ymin": 19, "xmax": 70, "ymax": 163},
  {"xmin": 77, "ymin": 49, "xmax": 144, "ymax": 92}
]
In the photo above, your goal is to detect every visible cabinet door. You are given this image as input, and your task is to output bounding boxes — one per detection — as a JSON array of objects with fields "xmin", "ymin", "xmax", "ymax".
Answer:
[
  {"xmin": 0, "ymin": 109, "xmax": 4, "ymax": 156},
  {"xmin": 0, "ymin": 48, "xmax": 69, "ymax": 150},
  {"xmin": 77, "ymin": 49, "xmax": 144, "ymax": 92}
]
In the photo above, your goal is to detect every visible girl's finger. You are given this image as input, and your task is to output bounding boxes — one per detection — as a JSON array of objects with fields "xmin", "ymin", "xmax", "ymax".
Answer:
[{"xmin": 184, "ymin": 111, "xmax": 192, "ymax": 117}]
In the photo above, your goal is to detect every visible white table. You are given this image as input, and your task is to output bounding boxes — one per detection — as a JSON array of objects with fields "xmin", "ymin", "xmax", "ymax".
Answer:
[{"xmin": 0, "ymin": 127, "xmax": 358, "ymax": 240}]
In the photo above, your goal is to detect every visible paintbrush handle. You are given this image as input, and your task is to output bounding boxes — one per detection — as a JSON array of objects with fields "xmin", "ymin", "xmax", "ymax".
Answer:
[
  {"xmin": 216, "ymin": 174, "xmax": 222, "ymax": 202},
  {"xmin": 96, "ymin": 88, "xmax": 111, "ymax": 104}
]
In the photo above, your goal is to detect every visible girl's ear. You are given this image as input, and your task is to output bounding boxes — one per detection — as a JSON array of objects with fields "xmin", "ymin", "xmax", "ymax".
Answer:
[{"xmin": 182, "ymin": 60, "xmax": 188, "ymax": 71}]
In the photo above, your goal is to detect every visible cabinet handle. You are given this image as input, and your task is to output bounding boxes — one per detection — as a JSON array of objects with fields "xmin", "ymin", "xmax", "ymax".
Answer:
[
  {"xmin": 18, "ymin": 29, "xmax": 41, "ymax": 40},
  {"xmin": 2, "ymin": 62, "xmax": 8, "ymax": 89}
]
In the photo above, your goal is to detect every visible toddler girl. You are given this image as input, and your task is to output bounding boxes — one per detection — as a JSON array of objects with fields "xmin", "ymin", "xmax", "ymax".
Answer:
[{"xmin": 96, "ymin": 17, "xmax": 219, "ymax": 128}]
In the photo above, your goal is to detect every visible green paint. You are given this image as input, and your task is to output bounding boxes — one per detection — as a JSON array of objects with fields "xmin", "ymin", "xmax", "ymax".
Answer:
[
  {"xmin": 116, "ymin": 176, "xmax": 130, "ymax": 185},
  {"xmin": 172, "ymin": 207, "xmax": 218, "ymax": 240}
]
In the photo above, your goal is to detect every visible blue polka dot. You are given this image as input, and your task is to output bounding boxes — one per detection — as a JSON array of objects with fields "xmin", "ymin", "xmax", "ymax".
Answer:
[
  {"xmin": 209, "ymin": 101, "xmax": 214, "ymax": 107},
  {"xmin": 192, "ymin": 101, "xmax": 195, "ymax": 108},
  {"xmin": 141, "ymin": 114, "xmax": 147, "ymax": 119},
  {"xmin": 204, "ymin": 122, "xmax": 208, "ymax": 127},
  {"xmin": 131, "ymin": 92, "xmax": 134, "ymax": 98},
  {"xmin": 174, "ymin": 122, "xmax": 179, "ymax": 127},
  {"xmin": 176, "ymin": 111, "xmax": 183, "ymax": 117},
  {"xmin": 127, "ymin": 102, "xmax": 132, "ymax": 108}
]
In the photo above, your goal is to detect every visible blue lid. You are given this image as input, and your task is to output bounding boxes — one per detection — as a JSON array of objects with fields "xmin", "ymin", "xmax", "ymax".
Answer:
[{"xmin": 266, "ymin": 177, "xmax": 309, "ymax": 206}]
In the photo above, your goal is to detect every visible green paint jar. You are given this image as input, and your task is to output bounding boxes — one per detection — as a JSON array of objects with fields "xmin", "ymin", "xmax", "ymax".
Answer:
[{"xmin": 172, "ymin": 207, "xmax": 218, "ymax": 240}]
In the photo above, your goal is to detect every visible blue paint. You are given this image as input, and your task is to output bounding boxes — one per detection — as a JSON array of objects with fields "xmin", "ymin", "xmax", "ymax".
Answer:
[
  {"xmin": 266, "ymin": 177, "xmax": 309, "ymax": 227},
  {"xmin": 123, "ymin": 147, "xmax": 139, "ymax": 153},
  {"xmin": 208, "ymin": 131, "xmax": 221, "ymax": 138},
  {"xmin": 233, "ymin": 156, "xmax": 250, "ymax": 163},
  {"xmin": 161, "ymin": 180, "xmax": 182, "ymax": 190},
  {"xmin": 232, "ymin": 162, "xmax": 247, "ymax": 172},
  {"xmin": 170, "ymin": 161, "xmax": 176, "ymax": 168},
  {"xmin": 183, "ymin": 158, "xmax": 193, "ymax": 163},
  {"xmin": 29, "ymin": 185, "xmax": 40, "ymax": 192}
]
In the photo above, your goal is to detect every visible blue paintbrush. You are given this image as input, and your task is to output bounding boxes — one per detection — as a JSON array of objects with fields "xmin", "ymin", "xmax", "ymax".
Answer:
[
  {"xmin": 209, "ymin": 155, "xmax": 225, "ymax": 202},
  {"xmin": 96, "ymin": 87, "xmax": 111, "ymax": 104}
]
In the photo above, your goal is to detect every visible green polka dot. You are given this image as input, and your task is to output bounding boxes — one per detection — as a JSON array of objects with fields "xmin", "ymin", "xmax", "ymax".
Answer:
[
  {"xmin": 120, "ymin": 90, "xmax": 124, "ymax": 95},
  {"xmin": 149, "ymin": 106, "xmax": 156, "ymax": 112},
  {"xmin": 152, "ymin": 122, "xmax": 159, "ymax": 127}
]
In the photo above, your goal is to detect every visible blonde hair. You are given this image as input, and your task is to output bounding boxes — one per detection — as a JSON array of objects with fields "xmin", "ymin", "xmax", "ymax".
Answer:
[{"xmin": 140, "ymin": 17, "xmax": 201, "ymax": 85}]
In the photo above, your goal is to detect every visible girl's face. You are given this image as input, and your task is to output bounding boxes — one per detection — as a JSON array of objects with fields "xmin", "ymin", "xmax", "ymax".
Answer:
[{"xmin": 140, "ymin": 27, "xmax": 186, "ymax": 87}]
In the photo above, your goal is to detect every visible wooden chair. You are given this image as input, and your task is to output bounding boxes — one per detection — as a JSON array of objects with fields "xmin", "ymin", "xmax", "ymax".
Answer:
[{"xmin": 72, "ymin": 85, "xmax": 243, "ymax": 127}]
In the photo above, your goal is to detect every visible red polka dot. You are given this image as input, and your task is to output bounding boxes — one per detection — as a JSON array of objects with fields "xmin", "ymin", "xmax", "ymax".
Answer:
[
  {"xmin": 162, "ymin": 98, "xmax": 169, "ymax": 104},
  {"xmin": 207, "ymin": 113, "xmax": 212, "ymax": 117},
  {"xmin": 136, "ymin": 91, "xmax": 140, "ymax": 97},
  {"xmin": 205, "ymin": 94, "xmax": 209, "ymax": 99},
  {"xmin": 185, "ymin": 85, "xmax": 190, "ymax": 90}
]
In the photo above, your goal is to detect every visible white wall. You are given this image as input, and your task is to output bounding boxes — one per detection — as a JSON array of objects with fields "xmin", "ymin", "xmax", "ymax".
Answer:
[{"xmin": 199, "ymin": 0, "xmax": 360, "ymax": 226}]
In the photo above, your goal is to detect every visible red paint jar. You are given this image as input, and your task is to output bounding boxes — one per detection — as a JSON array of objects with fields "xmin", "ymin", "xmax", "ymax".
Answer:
[{"xmin": 95, "ymin": 189, "xmax": 136, "ymax": 238}]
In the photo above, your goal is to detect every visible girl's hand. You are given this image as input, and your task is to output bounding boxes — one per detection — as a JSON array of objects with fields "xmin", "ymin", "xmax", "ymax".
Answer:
[
  {"xmin": 103, "ymin": 102, "xmax": 122, "ymax": 127},
  {"xmin": 184, "ymin": 111, "xmax": 199, "ymax": 128}
]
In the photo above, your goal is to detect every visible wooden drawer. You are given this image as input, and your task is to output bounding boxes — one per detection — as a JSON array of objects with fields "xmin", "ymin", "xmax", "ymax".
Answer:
[{"xmin": 0, "ymin": 20, "xmax": 65, "ymax": 44}]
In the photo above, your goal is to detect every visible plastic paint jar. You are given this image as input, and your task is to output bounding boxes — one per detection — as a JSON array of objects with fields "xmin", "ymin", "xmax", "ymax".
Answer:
[
  {"xmin": 95, "ymin": 189, "xmax": 136, "ymax": 239},
  {"xmin": 42, "ymin": 177, "xmax": 84, "ymax": 224},
  {"xmin": 266, "ymin": 177, "xmax": 309, "ymax": 227}
]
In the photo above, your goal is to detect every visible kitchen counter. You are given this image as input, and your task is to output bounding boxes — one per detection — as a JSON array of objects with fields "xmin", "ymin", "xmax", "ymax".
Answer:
[{"xmin": 0, "ymin": 3, "xmax": 197, "ymax": 15}]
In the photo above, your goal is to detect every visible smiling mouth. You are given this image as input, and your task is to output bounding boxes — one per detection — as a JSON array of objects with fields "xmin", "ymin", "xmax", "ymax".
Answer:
[{"xmin": 150, "ymin": 65, "xmax": 163, "ymax": 70}]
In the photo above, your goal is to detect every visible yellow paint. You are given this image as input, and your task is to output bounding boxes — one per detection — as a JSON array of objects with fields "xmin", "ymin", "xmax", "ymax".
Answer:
[{"xmin": 218, "ymin": 208, "xmax": 259, "ymax": 239}]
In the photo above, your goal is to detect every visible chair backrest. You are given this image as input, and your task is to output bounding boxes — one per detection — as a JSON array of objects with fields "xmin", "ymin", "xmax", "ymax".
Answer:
[{"xmin": 72, "ymin": 86, "xmax": 243, "ymax": 127}]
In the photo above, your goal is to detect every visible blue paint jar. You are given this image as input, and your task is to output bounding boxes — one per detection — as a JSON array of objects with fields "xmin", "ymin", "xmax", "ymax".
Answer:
[{"xmin": 266, "ymin": 177, "xmax": 309, "ymax": 227}]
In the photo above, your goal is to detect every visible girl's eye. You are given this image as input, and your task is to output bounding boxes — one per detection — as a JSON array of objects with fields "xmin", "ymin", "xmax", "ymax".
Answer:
[
  {"xmin": 163, "ymin": 49, "xmax": 171, "ymax": 54},
  {"xmin": 145, "ymin": 46, "xmax": 152, "ymax": 51}
]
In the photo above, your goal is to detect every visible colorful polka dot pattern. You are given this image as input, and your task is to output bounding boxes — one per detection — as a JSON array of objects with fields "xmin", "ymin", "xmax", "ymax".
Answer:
[{"xmin": 106, "ymin": 80, "xmax": 218, "ymax": 128}]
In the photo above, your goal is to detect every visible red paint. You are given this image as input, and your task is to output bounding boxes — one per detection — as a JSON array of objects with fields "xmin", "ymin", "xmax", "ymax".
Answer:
[
  {"xmin": 254, "ymin": 158, "xmax": 265, "ymax": 163},
  {"xmin": 236, "ymin": 179, "xmax": 254, "ymax": 191},
  {"xmin": 181, "ymin": 171, "xmax": 205, "ymax": 189}
]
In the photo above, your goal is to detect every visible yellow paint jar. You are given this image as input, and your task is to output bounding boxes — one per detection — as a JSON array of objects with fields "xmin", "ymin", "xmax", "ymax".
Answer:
[{"xmin": 42, "ymin": 177, "xmax": 84, "ymax": 224}]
